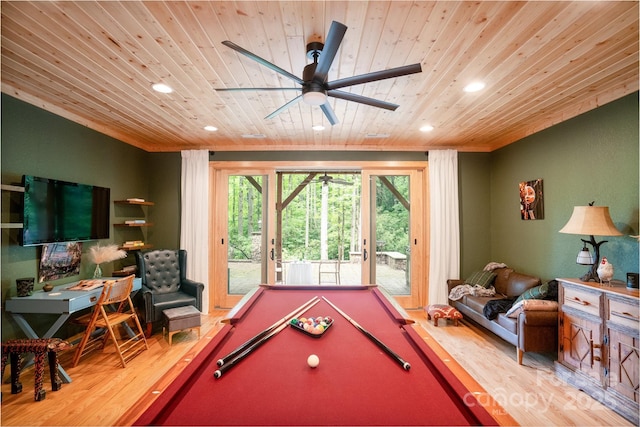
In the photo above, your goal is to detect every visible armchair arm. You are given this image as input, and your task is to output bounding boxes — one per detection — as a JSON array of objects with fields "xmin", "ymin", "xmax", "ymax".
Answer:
[
  {"xmin": 140, "ymin": 285, "xmax": 158, "ymax": 323},
  {"xmin": 180, "ymin": 279, "xmax": 204, "ymax": 311}
]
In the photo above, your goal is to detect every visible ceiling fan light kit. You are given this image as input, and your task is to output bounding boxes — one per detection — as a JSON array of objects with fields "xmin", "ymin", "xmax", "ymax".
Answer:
[{"xmin": 217, "ymin": 20, "xmax": 422, "ymax": 125}]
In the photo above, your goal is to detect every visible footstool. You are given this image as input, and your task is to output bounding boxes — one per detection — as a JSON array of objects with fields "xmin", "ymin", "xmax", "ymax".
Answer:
[
  {"xmin": 163, "ymin": 306, "xmax": 201, "ymax": 345},
  {"xmin": 426, "ymin": 304, "xmax": 463, "ymax": 326}
]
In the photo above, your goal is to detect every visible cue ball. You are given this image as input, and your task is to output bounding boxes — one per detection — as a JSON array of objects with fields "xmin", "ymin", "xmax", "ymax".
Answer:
[{"xmin": 307, "ymin": 354, "xmax": 320, "ymax": 368}]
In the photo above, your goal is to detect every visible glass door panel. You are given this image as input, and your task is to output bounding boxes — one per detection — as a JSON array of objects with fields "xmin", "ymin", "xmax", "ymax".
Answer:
[
  {"xmin": 362, "ymin": 169, "xmax": 423, "ymax": 308},
  {"xmin": 227, "ymin": 175, "xmax": 267, "ymax": 294},
  {"xmin": 213, "ymin": 170, "xmax": 273, "ymax": 309},
  {"xmin": 276, "ymin": 172, "xmax": 361, "ymax": 285}
]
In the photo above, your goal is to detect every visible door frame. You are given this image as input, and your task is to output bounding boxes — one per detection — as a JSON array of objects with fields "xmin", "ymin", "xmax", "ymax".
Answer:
[{"xmin": 209, "ymin": 161, "xmax": 429, "ymax": 309}]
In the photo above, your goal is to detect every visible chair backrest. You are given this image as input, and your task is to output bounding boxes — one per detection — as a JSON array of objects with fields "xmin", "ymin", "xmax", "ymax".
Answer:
[
  {"xmin": 99, "ymin": 275, "xmax": 135, "ymax": 305},
  {"xmin": 136, "ymin": 249, "xmax": 185, "ymax": 294}
]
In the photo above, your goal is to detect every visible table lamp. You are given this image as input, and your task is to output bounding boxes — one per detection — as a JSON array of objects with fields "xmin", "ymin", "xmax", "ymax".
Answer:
[{"xmin": 559, "ymin": 203, "xmax": 622, "ymax": 282}]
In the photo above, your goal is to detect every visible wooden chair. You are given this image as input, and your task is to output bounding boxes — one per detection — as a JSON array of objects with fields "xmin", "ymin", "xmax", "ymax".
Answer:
[
  {"xmin": 318, "ymin": 260, "xmax": 341, "ymax": 285},
  {"xmin": 72, "ymin": 275, "xmax": 148, "ymax": 368}
]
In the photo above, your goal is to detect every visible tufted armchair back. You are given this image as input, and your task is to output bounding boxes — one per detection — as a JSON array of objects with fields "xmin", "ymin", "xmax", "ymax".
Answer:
[{"xmin": 139, "ymin": 249, "xmax": 185, "ymax": 294}]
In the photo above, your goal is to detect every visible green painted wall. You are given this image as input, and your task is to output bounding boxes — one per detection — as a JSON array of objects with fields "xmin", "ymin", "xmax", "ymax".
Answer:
[
  {"xmin": 487, "ymin": 93, "xmax": 639, "ymax": 281},
  {"xmin": 458, "ymin": 152, "xmax": 492, "ymax": 274},
  {"xmin": 0, "ymin": 94, "xmax": 171, "ymax": 339}
]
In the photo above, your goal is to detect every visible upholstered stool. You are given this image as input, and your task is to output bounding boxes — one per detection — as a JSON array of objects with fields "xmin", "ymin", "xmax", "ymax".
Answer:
[
  {"xmin": 426, "ymin": 304, "xmax": 463, "ymax": 326},
  {"xmin": 163, "ymin": 306, "xmax": 201, "ymax": 345}
]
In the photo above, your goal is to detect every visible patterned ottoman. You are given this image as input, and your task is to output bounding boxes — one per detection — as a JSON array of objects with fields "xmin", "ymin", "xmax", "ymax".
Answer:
[{"xmin": 426, "ymin": 304, "xmax": 463, "ymax": 326}]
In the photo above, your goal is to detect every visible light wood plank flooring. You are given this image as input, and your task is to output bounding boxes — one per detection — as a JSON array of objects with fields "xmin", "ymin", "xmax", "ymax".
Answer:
[{"xmin": 1, "ymin": 309, "xmax": 632, "ymax": 426}]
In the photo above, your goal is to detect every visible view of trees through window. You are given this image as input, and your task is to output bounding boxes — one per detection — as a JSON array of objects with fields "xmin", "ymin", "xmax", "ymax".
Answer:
[{"xmin": 226, "ymin": 173, "xmax": 410, "ymax": 263}]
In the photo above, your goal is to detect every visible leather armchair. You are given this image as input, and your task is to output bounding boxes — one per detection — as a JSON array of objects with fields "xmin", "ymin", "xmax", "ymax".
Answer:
[{"xmin": 135, "ymin": 249, "xmax": 204, "ymax": 336}]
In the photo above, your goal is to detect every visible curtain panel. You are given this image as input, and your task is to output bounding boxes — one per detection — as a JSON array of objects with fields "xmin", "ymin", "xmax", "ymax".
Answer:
[
  {"xmin": 180, "ymin": 150, "xmax": 210, "ymax": 314},
  {"xmin": 428, "ymin": 150, "xmax": 460, "ymax": 304}
]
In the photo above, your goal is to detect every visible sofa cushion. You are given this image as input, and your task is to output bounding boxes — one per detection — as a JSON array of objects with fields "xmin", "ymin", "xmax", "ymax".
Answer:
[
  {"xmin": 503, "ymin": 271, "xmax": 541, "ymax": 297},
  {"xmin": 514, "ymin": 282, "xmax": 549, "ymax": 304},
  {"xmin": 464, "ymin": 295, "xmax": 503, "ymax": 314},
  {"xmin": 496, "ymin": 314, "xmax": 517, "ymax": 334},
  {"xmin": 464, "ymin": 270, "xmax": 497, "ymax": 288}
]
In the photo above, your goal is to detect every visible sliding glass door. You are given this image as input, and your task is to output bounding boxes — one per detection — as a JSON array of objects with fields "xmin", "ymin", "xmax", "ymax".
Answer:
[{"xmin": 210, "ymin": 163, "xmax": 427, "ymax": 309}]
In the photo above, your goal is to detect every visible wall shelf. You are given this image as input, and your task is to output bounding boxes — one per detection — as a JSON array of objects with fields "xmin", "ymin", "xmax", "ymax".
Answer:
[
  {"xmin": 2, "ymin": 184, "xmax": 24, "ymax": 229},
  {"xmin": 114, "ymin": 199, "xmax": 154, "ymax": 206}
]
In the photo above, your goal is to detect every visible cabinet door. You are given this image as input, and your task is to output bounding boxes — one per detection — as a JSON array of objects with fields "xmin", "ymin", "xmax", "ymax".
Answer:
[
  {"xmin": 607, "ymin": 327, "xmax": 639, "ymax": 404},
  {"xmin": 561, "ymin": 310, "xmax": 603, "ymax": 383}
]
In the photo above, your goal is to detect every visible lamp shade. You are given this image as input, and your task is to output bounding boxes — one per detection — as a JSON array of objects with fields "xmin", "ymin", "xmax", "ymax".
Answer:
[{"xmin": 559, "ymin": 206, "xmax": 623, "ymax": 236}]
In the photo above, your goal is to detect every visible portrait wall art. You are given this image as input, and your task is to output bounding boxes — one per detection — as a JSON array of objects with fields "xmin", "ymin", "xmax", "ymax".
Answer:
[{"xmin": 519, "ymin": 179, "xmax": 544, "ymax": 220}]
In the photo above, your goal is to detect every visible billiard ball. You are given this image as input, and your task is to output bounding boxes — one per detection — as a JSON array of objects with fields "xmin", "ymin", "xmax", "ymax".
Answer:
[{"xmin": 307, "ymin": 354, "xmax": 320, "ymax": 368}]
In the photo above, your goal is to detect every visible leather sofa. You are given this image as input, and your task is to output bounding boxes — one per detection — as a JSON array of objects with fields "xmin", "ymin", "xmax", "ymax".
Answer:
[{"xmin": 447, "ymin": 267, "xmax": 557, "ymax": 364}]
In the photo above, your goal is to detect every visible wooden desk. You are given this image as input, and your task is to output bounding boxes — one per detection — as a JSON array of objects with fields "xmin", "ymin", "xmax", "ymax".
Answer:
[{"xmin": 5, "ymin": 277, "xmax": 141, "ymax": 382}]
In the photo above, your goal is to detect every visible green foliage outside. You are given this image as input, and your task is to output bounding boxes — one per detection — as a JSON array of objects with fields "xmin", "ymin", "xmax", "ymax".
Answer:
[{"xmin": 227, "ymin": 173, "xmax": 410, "ymax": 261}]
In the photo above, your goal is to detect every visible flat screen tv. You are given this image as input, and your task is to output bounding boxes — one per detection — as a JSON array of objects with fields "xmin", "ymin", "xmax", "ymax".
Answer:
[{"xmin": 21, "ymin": 175, "xmax": 110, "ymax": 246}]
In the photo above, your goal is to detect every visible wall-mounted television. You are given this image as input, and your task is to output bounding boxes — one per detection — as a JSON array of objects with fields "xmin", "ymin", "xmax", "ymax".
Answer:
[{"xmin": 21, "ymin": 175, "xmax": 110, "ymax": 246}]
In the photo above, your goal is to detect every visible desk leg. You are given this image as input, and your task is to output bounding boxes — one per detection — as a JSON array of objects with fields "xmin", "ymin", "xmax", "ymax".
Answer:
[{"xmin": 9, "ymin": 313, "xmax": 73, "ymax": 384}]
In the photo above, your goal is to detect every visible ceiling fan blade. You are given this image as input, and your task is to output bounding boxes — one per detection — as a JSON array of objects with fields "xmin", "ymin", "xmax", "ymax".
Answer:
[
  {"xmin": 329, "ymin": 179, "xmax": 353, "ymax": 186},
  {"xmin": 320, "ymin": 102, "xmax": 339, "ymax": 126},
  {"xmin": 265, "ymin": 95, "xmax": 303, "ymax": 119},
  {"xmin": 222, "ymin": 40, "xmax": 304, "ymax": 85},
  {"xmin": 328, "ymin": 90, "xmax": 399, "ymax": 111},
  {"xmin": 326, "ymin": 63, "xmax": 422, "ymax": 90},
  {"xmin": 214, "ymin": 87, "xmax": 301, "ymax": 92},
  {"xmin": 314, "ymin": 21, "xmax": 347, "ymax": 83}
]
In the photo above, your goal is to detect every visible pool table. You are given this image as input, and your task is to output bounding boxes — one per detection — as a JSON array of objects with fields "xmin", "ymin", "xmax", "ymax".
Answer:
[{"xmin": 133, "ymin": 285, "xmax": 499, "ymax": 426}]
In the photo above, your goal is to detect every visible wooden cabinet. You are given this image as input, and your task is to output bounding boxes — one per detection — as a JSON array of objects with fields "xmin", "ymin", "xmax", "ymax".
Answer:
[{"xmin": 556, "ymin": 278, "xmax": 639, "ymax": 424}]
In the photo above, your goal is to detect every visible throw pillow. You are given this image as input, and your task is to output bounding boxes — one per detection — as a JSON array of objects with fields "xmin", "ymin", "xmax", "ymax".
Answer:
[
  {"xmin": 514, "ymin": 282, "xmax": 549, "ymax": 305},
  {"xmin": 464, "ymin": 270, "xmax": 497, "ymax": 288},
  {"xmin": 506, "ymin": 299, "xmax": 558, "ymax": 318}
]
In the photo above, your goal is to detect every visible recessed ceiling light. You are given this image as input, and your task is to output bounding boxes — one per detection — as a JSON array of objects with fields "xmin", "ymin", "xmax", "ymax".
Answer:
[
  {"xmin": 463, "ymin": 81, "xmax": 485, "ymax": 93},
  {"xmin": 152, "ymin": 83, "xmax": 173, "ymax": 94},
  {"xmin": 312, "ymin": 125, "xmax": 325, "ymax": 131},
  {"xmin": 420, "ymin": 125, "xmax": 434, "ymax": 132},
  {"xmin": 204, "ymin": 125, "xmax": 218, "ymax": 132}
]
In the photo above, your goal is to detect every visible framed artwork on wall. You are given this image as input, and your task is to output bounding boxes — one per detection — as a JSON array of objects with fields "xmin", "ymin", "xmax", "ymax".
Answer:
[
  {"xmin": 519, "ymin": 179, "xmax": 544, "ymax": 220},
  {"xmin": 39, "ymin": 242, "xmax": 82, "ymax": 282}
]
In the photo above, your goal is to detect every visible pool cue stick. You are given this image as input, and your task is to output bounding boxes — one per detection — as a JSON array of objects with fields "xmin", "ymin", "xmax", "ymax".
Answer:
[
  {"xmin": 216, "ymin": 296, "xmax": 320, "ymax": 367},
  {"xmin": 322, "ymin": 297, "xmax": 411, "ymax": 371},
  {"xmin": 214, "ymin": 298, "xmax": 321, "ymax": 379}
]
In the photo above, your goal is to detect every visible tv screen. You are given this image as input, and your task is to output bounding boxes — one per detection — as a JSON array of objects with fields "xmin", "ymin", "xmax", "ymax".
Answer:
[{"xmin": 21, "ymin": 175, "xmax": 110, "ymax": 246}]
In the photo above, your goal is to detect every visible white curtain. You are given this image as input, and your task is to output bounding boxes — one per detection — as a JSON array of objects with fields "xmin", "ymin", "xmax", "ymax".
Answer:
[
  {"xmin": 180, "ymin": 150, "xmax": 210, "ymax": 314},
  {"xmin": 428, "ymin": 150, "xmax": 460, "ymax": 305}
]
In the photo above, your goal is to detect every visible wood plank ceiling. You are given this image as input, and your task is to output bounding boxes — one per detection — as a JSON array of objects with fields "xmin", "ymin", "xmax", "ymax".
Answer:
[{"xmin": 1, "ymin": 1, "xmax": 638, "ymax": 153}]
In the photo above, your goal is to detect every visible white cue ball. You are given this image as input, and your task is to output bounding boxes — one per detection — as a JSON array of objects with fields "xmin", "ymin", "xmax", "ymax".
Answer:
[{"xmin": 307, "ymin": 354, "xmax": 320, "ymax": 368}]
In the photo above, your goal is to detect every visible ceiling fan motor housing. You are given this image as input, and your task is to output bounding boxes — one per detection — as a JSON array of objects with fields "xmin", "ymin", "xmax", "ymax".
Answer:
[{"xmin": 306, "ymin": 42, "xmax": 324, "ymax": 60}]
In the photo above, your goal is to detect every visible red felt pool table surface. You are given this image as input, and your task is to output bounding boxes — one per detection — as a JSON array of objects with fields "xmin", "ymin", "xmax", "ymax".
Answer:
[{"xmin": 133, "ymin": 285, "xmax": 499, "ymax": 426}]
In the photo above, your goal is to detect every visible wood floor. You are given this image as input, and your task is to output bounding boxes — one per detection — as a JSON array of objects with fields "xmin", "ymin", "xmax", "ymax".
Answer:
[{"xmin": 1, "ymin": 309, "xmax": 632, "ymax": 426}]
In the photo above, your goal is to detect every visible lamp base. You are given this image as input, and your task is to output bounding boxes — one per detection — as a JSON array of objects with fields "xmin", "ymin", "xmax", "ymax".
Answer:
[{"xmin": 580, "ymin": 269, "xmax": 599, "ymax": 282}]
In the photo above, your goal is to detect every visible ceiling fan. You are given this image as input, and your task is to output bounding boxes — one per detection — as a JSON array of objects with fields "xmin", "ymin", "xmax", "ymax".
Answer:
[
  {"xmin": 215, "ymin": 21, "xmax": 422, "ymax": 125},
  {"xmin": 316, "ymin": 173, "xmax": 353, "ymax": 186}
]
